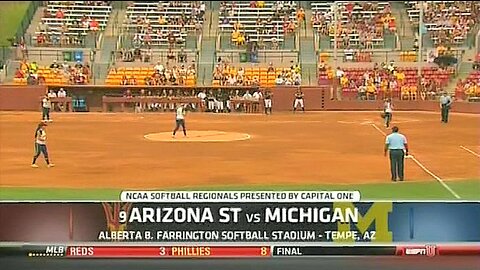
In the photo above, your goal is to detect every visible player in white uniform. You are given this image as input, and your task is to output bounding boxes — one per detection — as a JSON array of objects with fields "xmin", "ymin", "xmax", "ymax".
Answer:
[
  {"xmin": 264, "ymin": 90, "xmax": 273, "ymax": 115},
  {"xmin": 172, "ymin": 104, "xmax": 187, "ymax": 138},
  {"xmin": 293, "ymin": 89, "xmax": 305, "ymax": 112},
  {"xmin": 383, "ymin": 98, "xmax": 393, "ymax": 128},
  {"xmin": 41, "ymin": 95, "xmax": 52, "ymax": 122}
]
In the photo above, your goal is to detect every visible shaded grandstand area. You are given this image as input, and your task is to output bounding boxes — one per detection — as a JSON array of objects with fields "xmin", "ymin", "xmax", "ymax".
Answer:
[{"xmin": 0, "ymin": 1, "xmax": 478, "ymax": 101}]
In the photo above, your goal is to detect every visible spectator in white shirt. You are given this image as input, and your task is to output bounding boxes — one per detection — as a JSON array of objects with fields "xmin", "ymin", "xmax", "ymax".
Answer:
[
  {"xmin": 227, "ymin": 75, "xmax": 236, "ymax": 86},
  {"xmin": 47, "ymin": 90, "xmax": 57, "ymax": 98},
  {"xmin": 47, "ymin": 90, "xmax": 57, "ymax": 111},
  {"xmin": 294, "ymin": 74, "xmax": 302, "ymax": 85},
  {"xmin": 237, "ymin": 67, "xmax": 245, "ymax": 77},
  {"xmin": 197, "ymin": 90, "xmax": 207, "ymax": 110},
  {"xmin": 154, "ymin": 62, "xmax": 164, "ymax": 73},
  {"xmin": 57, "ymin": 88, "xmax": 67, "ymax": 111},
  {"xmin": 62, "ymin": 61, "xmax": 70, "ymax": 75},
  {"xmin": 252, "ymin": 90, "xmax": 263, "ymax": 100},
  {"xmin": 335, "ymin": 67, "xmax": 344, "ymax": 79},
  {"xmin": 275, "ymin": 75, "xmax": 284, "ymax": 85},
  {"xmin": 243, "ymin": 90, "xmax": 253, "ymax": 100},
  {"xmin": 57, "ymin": 88, "xmax": 67, "ymax": 98}
]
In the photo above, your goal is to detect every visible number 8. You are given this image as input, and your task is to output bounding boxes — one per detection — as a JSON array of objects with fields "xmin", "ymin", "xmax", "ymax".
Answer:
[{"xmin": 261, "ymin": 247, "xmax": 268, "ymax": 256}]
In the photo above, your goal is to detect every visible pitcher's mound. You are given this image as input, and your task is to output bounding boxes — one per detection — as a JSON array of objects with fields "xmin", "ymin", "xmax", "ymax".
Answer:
[{"xmin": 144, "ymin": 131, "xmax": 251, "ymax": 142}]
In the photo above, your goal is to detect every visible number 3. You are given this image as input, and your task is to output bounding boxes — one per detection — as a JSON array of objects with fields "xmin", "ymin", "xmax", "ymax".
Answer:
[{"xmin": 159, "ymin": 247, "xmax": 165, "ymax": 256}]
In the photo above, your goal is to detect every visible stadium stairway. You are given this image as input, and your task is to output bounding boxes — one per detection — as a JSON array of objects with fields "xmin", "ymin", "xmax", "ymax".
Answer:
[
  {"xmin": 25, "ymin": 5, "xmax": 46, "ymax": 47},
  {"xmin": 300, "ymin": 10, "xmax": 317, "ymax": 86},
  {"xmin": 197, "ymin": 8, "xmax": 217, "ymax": 86},
  {"xmin": 95, "ymin": 8, "xmax": 125, "ymax": 84},
  {"xmin": 391, "ymin": 1, "xmax": 415, "ymax": 51}
]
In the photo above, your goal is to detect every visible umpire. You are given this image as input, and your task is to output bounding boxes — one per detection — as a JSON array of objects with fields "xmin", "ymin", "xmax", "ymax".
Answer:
[
  {"xmin": 384, "ymin": 126, "xmax": 409, "ymax": 182},
  {"xmin": 439, "ymin": 92, "xmax": 453, "ymax": 123}
]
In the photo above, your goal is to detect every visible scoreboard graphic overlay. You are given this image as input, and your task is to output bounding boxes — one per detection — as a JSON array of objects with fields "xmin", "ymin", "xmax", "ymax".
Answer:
[{"xmin": 0, "ymin": 192, "xmax": 479, "ymax": 259}]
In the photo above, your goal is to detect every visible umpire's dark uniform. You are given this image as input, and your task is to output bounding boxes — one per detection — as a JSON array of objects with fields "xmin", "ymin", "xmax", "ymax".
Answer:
[
  {"xmin": 384, "ymin": 126, "xmax": 409, "ymax": 181},
  {"xmin": 439, "ymin": 93, "xmax": 453, "ymax": 123}
]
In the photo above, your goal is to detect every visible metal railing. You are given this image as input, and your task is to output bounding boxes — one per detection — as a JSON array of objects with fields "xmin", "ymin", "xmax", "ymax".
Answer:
[{"xmin": 21, "ymin": 48, "xmax": 94, "ymax": 62}]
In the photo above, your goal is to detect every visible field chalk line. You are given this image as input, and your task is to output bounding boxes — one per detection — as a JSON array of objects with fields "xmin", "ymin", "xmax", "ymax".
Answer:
[
  {"xmin": 370, "ymin": 123, "xmax": 461, "ymax": 199},
  {"xmin": 459, "ymin": 146, "xmax": 480, "ymax": 158}
]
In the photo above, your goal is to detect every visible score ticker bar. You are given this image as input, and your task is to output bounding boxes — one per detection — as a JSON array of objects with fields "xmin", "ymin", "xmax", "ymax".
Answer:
[{"xmin": 1, "ymin": 245, "xmax": 479, "ymax": 258}]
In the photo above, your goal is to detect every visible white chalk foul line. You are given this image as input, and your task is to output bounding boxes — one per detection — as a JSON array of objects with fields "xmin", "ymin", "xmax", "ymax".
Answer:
[
  {"xmin": 406, "ymin": 155, "xmax": 461, "ymax": 199},
  {"xmin": 370, "ymin": 123, "xmax": 461, "ymax": 199},
  {"xmin": 459, "ymin": 146, "xmax": 480, "ymax": 158},
  {"xmin": 371, "ymin": 123, "xmax": 387, "ymax": 136}
]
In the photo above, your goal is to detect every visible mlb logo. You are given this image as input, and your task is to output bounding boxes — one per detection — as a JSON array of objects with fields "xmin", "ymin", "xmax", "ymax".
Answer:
[{"xmin": 425, "ymin": 245, "xmax": 436, "ymax": 257}]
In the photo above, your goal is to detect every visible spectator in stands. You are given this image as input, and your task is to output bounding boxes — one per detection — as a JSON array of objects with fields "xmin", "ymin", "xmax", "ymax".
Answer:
[
  {"xmin": 366, "ymin": 83, "xmax": 377, "ymax": 100},
  {"xmin": 20, "ymin": 59, "xmax": 29, "ymax": 73},
  {"xmin": 29, "ymin": 61, "xmax": 38, "ymax": 74},
  {"xmin": 296, "ymin": 7, "xmax": 305, "ymax": 25},
  {"xmin": 124, "ymin": 89, "xmax": 132, "ymax": 98},
  {"xmin": 271, "ymin": 37, "xmax": 279, "ymax": 49},
  {"xmin": 243, "ymin": 90, "xmax": 253, "ymax": 100},
  {"xmin": 267, "ymin": 63, "xmax": 275, "ymax": 73},
  {"xmin": 90, "ymin": 18, "xmax": 100, "ymax": 31},
  {"xmin": 121, "ymin": 75, "xmax": 128, "ymax": 85},
  {"xmin": 62, "ymin": 61, "xmax": 70, "ymax": 74},
  {"xmin": 335, "ymin": 67, "xmax": 344, "ymax": 80},
  {"xmin": 74, "ymin": 61, "xmax": 83, "ymax": 69},
  {"xmin": 58, "ymin": 88, "xmax": 67, "ymax": 98},
  {"xmin": 154, "ymin": 61, "xmax": 164, "ymax": 73},
  {"xmin": 178, "ymin": 48, "xmax": 187, "ymax": 63},
  {"xmin": 275, "ymin": 74, "xmax": 284, "ymax": 85},
  {"xmin": 26, "ymin": 72, "xmax": 37, "ymax": 85},
  {"xmin": 50, "ymin": 60, "xmax": 60, "ymax": 74},
  {"xmin": 14, "ymin": 68, "xmax": 25, "ymax": 79},
  {"xmin": 46, "ymin": 90, "xmax": 57, "ymax": 111},
  {"xmin": 56, "ymin": 8, "xmax": 64, "ymax": 19},
  {"xmin": 236, "ymin": 32, "xmax": 246, "ymax": 46},
  {"xmin": 318, "ymin": 61, "xmax": 326, "ymax": 72},
  {"xmin": 128, "ymin": 76, "xmax": 137, "ymax": 85},
  {"xmin": 36, "ymin": 32, "xmax": 46, "ymax": 46}
]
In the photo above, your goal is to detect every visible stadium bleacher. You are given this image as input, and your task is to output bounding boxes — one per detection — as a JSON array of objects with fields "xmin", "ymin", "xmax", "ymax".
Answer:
[
  {"xmin": 212, "ymin": 61, "xmax": 301, "ymax": 87},
  {"xmin": 311, "ymin": 1, "xmax": 395, "ymax": 49},
  {"xmin": 4, "ymin": 0, "xmax": 478, "ymax": 99},
  {"xmin": 105, "ymin": 64, "xmax": 196, "ymax": 86},
  {"xmin": 455, "ymin": 70, "xmax": 480, "ymax": 101},
  {"xmin": 34, "ymin": 1, "xmax": 112, "ymax": 47},
  {"xmin": 219, "ymin": 1, "xmax": 298, "ymax": 47},
  {"xmin": 123, "ymin": 1, "xmax": 204, "ymax": 48},
  {"xmin": 319, "ymin": 66, "xmax": 453, "ymax": 100},
  {"xmin": 405, "ymin": 1, "xmax": 480, "ymax": 46}
]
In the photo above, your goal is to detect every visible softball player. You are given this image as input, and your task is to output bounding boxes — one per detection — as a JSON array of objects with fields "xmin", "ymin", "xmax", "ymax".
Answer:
[
  {"xmin": 32, "ymin": 122, "xmax": 54, "ymax": 168},
  {"xmin": 383, "ymin": 98, "xmax": 393, "ymax": 128},
  {"xmin": 41, "ymin": 95, "xmax": 52, "ymax": 122},
  {"xmin": 293, "ymin": 89, "xmax": 305, "ymax": 112},
  {"xmin": 264, "ymin": 90, "xmax": 273, "ymax": 115},
  {"xmin": 172, "ymin": 104, "xmax": 187, "ymax": 138}
]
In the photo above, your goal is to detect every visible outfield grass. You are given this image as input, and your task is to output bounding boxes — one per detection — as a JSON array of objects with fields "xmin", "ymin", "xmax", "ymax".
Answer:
[
  {"xmin": 1, "ymin": 179, "xmax": 478, "ymax": 200},
  {"xmin": 0, "ymin": 2, "xmax": 30, "ymax": 47}
]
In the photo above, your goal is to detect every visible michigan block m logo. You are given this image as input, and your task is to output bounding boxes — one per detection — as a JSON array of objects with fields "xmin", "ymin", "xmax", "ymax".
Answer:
[{"xmin": 333, "ymin": 202, "xmax": 393, "ymax": 243}]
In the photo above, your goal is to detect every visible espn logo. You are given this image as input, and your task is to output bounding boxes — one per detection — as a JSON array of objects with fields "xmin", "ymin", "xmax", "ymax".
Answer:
[{"xmin": 404, "ymin": 245, "xmax": 436, "ymax": 257}]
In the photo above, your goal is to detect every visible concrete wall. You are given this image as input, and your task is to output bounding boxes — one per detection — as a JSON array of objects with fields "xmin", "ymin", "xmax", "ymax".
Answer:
[
  {"xmin": 1, "ymin": 85, "xmax": 479, "ymax": 114},
  {"xmin": 0, "ymin": 85, "xmax": 46, "ymax": 110}
]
